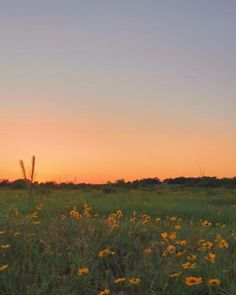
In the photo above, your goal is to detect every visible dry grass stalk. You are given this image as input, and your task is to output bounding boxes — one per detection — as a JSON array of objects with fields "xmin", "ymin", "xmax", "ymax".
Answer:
[
  {"xmin": 30, "ymin": 156, "xmax": 36, "ymax": 183},
  {"xmin": 19, "ymin": 156, "xmax": 36, "ymax": 184},
  {"xmin": 19, "ymin": 160, "xmax": 27, "ymax": 181}
]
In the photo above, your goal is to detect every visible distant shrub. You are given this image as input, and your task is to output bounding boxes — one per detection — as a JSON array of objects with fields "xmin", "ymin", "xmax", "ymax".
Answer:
[
  {"xmin": 102, "ymin": 185, "xmax": 117, "ymax": 194},
  {"xmin": 11, "ymin": 179, "xmax": 28, "ymax": 189}
]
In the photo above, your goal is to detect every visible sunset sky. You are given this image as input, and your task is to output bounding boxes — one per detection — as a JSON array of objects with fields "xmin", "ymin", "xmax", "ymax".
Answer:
[{"xmin": 1, "ymin": 1, "xmax": 236, "ymax": 183}]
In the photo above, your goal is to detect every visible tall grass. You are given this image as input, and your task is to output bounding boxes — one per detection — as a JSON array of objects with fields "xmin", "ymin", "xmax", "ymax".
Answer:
[
  {"xmin": 19, "ymin": 155, "xmax": 36, "ymax": 208},
  {"xmin": 0, "ymin": 188, "xmax": 235, "ymax": 294}
]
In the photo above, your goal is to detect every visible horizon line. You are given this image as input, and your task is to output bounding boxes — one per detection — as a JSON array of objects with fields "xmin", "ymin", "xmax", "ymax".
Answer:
[{"xmin": 1, "ymin": 175, "xmax": 236, "ymax": 185}]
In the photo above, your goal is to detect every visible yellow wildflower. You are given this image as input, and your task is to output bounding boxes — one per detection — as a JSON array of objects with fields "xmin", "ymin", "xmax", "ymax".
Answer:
[
  {"xmin": 142, "ymin": 215, "xmax": 151, "ymax": 224},
  {"xmin": 204, "ymin": 252, "xmax": 216, "ymax": 263},
  {"xmin": 187, "ymin": 255, "xmax": 197, "ymax": 261},
  {"xmin": 176, "ymin": 240, "xmax": 186, "ymax": 246},
  {"xmin": 169, "ymin": 272, "xmax": 181, "ymax": 277},
  {"xmin": 0, "ymin": 264, "xmax": 9, "ymax": 271},
  {"xmin": 185, "ymin": 276, "xmax": 202, "ymax": 286},
  {"xmin": 141, "ymin": 214, "xmax": 149, "ymax": 219},
  {"xmin": 114, "ymin": 277, "xmax": 126, "ymax": 283},
  {"xmin": 97, "ymin": 289, "xmax": 110, "ymax": 295},
  {"xmin": 182, "ymin": 262, "xmax": 197, "ymax": 269},
  {"xmin": 167, "ymin": 245, "xmax": 176, "ymax": 254},
  {"xmin": 198, "ymin": 240, "xmax": 213, "ymax": 251},
  {"xmin": 143, "ymin": 248, "xmax": 152, "ymax": 255},
  {"xmin": 77, "ymin": 267, "xmax": 89, "ymax": 276},
  {"xmin": 219, "ymin": 239, "xmax": 229, "ymax": 249},
  {"xmin": 59, "ymin": 214, "xmax": 66, "ymax": 220},
  {"xmin": 169, "ymin": 232, "xmax": 176, "ymax": 240},
  {"xmin": 129, "ymin": 217, "xmax": 136, "ymax": 223},
  {"xmin": 202, "ymin": 220, "xmax": 212, "ymax": 227},
  {"xmin": 70, "ymin": 208, "xmax": 81, "ymax": 218},
  {"xmin": 129, "ymin": 277, "xmax": 141, "ymax": 285},
  {"xmin": 83, "ymin": 203, "xmax": 91, "ymax": 217},
  {"xmin": 36, "ymin": 203, "xmax": 44, "ymax": 210},
  {"xmin": 116, "ymin": 210, "xmax": 123, "ymax": 218},
  {"xmin": 1, "ymin": 244, "xmax": 10, "ymax": 249},
  {"xmin": 31, "ymin": 212, "xmax": 38, "ymax": 219},
  {"xmin": 176, "ymin": 250, "xmax": 186, "ymax": 257},
  {"xmin": 98, "ymin": 248, "xmax": 115, "ymax": 257},
  {"xmin": 208, "ymin": 278, "xmax": 221, "ymax": 286},
  {"xmin": 215, "ymin": 235, "xmax": 229, "ymax": 248},
  {"xmin": 161, "ymin": 232, "xmax": 168, "ymax": 240}
]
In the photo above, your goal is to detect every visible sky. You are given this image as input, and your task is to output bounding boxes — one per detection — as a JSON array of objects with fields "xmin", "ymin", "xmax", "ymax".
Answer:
[{"xmin": 1, "ymin": 0, "xmax": 236, "ymax": 183}]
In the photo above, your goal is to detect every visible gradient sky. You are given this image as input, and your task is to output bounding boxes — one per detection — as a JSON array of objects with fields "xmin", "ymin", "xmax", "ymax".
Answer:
[{"xmin": 1, "ymin": 0, "xmax": 236, "ymax": 183}]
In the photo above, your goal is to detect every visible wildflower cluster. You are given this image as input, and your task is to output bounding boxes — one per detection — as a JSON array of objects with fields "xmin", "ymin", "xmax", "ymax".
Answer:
[
  {"xmin": 106, "ymin": 210, "xmax": 124, "ymax": 230},
  {"xmin": 0, "ymin": 193, "xmax": 234, "ymax": 295}
]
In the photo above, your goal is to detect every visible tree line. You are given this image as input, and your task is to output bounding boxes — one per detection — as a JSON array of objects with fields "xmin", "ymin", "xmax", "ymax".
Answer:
[{"xmin": 0, "ymin": 176, "xmax": 236, "ymax": 190}]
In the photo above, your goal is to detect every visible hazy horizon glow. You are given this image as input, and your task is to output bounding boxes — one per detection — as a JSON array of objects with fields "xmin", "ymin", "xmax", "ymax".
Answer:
[{"xmin": 1, "ymin": 1, "xmax": 236, "ymax": 183}]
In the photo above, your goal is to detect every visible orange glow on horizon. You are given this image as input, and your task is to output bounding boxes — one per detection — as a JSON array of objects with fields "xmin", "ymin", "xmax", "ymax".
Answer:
[
  {"xmin": 1, "ymin": 116, "xmax": 235, "ymax": 183},
  {"xmin": 1, "ymin": 94, "xmax": 236, "ymax": 184}
]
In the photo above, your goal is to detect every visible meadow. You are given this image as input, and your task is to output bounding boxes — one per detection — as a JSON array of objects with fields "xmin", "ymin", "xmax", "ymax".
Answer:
[{"xmin": 0, "ymin": 187, "xmax": 236, "ymax": 295}]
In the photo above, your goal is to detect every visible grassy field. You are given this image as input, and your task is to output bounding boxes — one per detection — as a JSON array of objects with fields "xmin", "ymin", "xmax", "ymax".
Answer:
[{"xmin": 0, "ymin": 187, "xmax": 236, "ymax": 295}]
